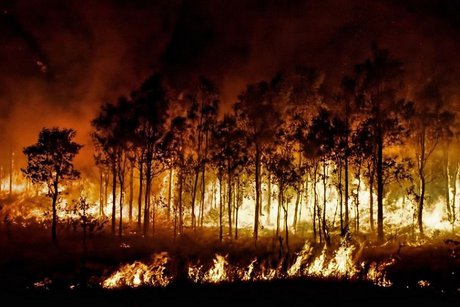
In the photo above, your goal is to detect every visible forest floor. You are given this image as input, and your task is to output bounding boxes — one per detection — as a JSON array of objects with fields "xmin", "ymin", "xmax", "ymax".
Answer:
[{"xmin": 0, "ymin": 223, "xmax": 460, "ymax": 305}]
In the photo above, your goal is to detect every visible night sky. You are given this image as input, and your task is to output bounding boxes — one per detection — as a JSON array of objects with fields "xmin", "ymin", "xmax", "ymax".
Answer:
[{"xmin": 0, "ymin": 0, "xmax": 459, "ymax": 169}]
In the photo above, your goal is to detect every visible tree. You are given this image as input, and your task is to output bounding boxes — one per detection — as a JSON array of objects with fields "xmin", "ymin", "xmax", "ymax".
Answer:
[
  {"xmin": 266, "ymin": 124, "xmax": 299, "ymax": 251},
  {"xmin": 185, "ymin": 78, "xmax": 219, "ymax": 231},
  {"xmin": 22, "ymin": 127, "xmax": 82, "ymax": 244},
  {"xmin": 350, "ymin": 44, "xmax": 406, "ymax": 242},
  {"xmin": 411, "ymin": 81, "xmax": 453, "ymax": 236},
  {"xmin": 131, "ymin": 73, "xmax": 170, "ymax": 236},
  {"xmin": 235, "ymin": 78, "xmax": 281, "ymax": 243},
  {"xmin": 92, "ymin": 102, "xmax": 120, "ymax": 235},
  {"xmin": 210, "ymin": 115, "xmax": 248, "ymax": 240}
]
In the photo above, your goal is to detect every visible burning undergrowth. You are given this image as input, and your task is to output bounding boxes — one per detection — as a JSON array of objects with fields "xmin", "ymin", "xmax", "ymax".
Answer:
[{"xmin": 100, "ymin": 241, "xmax": 395, "ymax": 290}]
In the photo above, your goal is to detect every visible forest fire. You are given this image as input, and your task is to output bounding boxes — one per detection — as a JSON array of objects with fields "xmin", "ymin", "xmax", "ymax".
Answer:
[
  {"xmin": 102, "ymin": 242, "xmax": 375, "ymax": 289},
  {"xmin": 1, "ymin": 0, "xmax": 460, "ymax": 304}
]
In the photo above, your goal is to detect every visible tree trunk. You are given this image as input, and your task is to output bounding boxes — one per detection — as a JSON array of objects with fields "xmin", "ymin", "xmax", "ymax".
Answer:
[
  {"xmin": 99, "ymin": 168, "xmax": 104, "ymax": 216},
  {"xmin": 99, "ymin": 168, "xmax": 104, "ymax": 217},
  {"xmin": 9, "ymin": 151, "xmax": 13, "ymax": 196},
  {"xmin": 338, "ymin": 160, "xmax": 343, "ymax": 235},
  {"xmin": 137, "ymin": 160, "xmax": 143, "ymax": 230},
  {"xmin": 178, "ymin": 169, "xmax": 184, "ymax": 235},
  {"xmin": 191, "ymin": 170, "xmax": 199, "ymax": 231},
  {"xmin": 418, "ymin": 174, "xmax": 426, "ymax": 236},
  {"xmin": 227, "ymin": 171, "xmax": 233, "ymax": 238},
  {"xmin": 118, "ymin": 153, "xmax": 126, "ymax": 237},
  {"xmin": 51, "ymin": 178, "xmax": 59, "ymax": 245},
  {"xmin": 254, "ymin": 147, "xmax": 261, "ymax": 243},
  {"xmin": 112, "ymin": 160, "xmax": 117, "ymax": 235},
  {"xmin": 355, "ymin": 167, "xmax": 361, "ymax": 234},
  {"xmin": 293, "ymin": 154, "xmax": 302, "ymax": 231},
  {"xmin": 322, "ymin": 161, "xmax": 329, "ymax": 245},
  {"xmin": 129, "ymin": 161, "xmax": 134, "ymax": 223},
  {"xmin": 200, "ymin": 130, "xmax": 208, "ymax": 228},
  {"xmin": 276, "ymin": 187, "xmax": 282, "ymax": 238},
  {"xmin": 313, "ymin": 164, "xmax": 318, "ymax": 243},
  {"xmin": 267, "ymin": 171, "xmax": 271, "ymax": 224},
  {"xmin": 82, "ymin": 203, "xmax": 87, "ymax": 257},
  {"xmin": 235, "ymin": 176, "xmax": 240, "ymax": 240},
  {"xmin": 417, "ymin": 126, "xmax": 426, "ymax": 237},
  {"xmin": 104, "ymin": 171, "xmax": 108, "ymax": 217},
  {"xmin": 283, "ymin": 191, "xmax": 289, "ymax": 252},
  {"xmin": 369, "ymin": 161, "xmax": 375, "ymax": 232},
  {"xmin": 143, "ymin": 160, "xmax": 151, "ymax": 236},
  {"xmin": 444, "ymin": 143, "xmax": 452, "ymax": 222},
  {"xmin": 219, "ymin": 175, "xmax": 223, "ymax": 242},
  {"xmin": 452, "ymin": 162, "xmax": 458, "ymax": 233},
  {"xmin": 344, "ymin": 151, "xmax": 349, "ymax": 234},
  {"xmin": 377, "ymin": 124, "xmax": 384, "ymax": 242},
  {"xmin": 118, "ymin": 179, "xmax": 124, "ymax": 237},
  {"xmin": 167, "ymin": 168, "xmax": 173, "ymax": 221}
]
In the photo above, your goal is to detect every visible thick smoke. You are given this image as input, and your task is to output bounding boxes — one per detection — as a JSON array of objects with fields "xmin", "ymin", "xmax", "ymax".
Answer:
[{"xmin": 0, "ymin": 0, "xmax": 459, "ymax": 172}]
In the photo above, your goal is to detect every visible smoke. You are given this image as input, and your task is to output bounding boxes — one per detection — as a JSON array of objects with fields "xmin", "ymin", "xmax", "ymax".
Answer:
[{"xmin": 0, "ymin": 0, "xmax": 459, "ymax": 171}]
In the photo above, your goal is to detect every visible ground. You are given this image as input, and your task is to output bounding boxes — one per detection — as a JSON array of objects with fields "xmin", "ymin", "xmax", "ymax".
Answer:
[{"xmin": 0, "ymin": 223, "xmax": 460, "ymax": 305}]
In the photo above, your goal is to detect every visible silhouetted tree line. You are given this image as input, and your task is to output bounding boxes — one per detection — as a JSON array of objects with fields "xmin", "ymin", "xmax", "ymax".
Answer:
[{"xmin": 24, "ymin": 44, "xmax": 458, "ymax": 246}]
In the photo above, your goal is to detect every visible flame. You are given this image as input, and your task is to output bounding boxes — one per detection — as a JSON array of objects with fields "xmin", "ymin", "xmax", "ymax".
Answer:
[
  {"xmin": 102, "ymin": 252, "xmax": 171, "ymax": 289},
  {"xmin": 188, "ymin": 254, "xmax": 229, "ymax": 283},
  {"xmin": 365, "ymin": 258, "xmax": 395, "ymax": 287},
  {"xmin": 417, "ymin": 279, "xmax": 430, "ymax": 288},
  {"xmin": 102, "ymin": 241, "xmax": 396, "ymax": 289}
]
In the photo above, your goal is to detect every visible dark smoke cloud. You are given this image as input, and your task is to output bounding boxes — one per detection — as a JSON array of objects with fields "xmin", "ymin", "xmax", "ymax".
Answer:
[{"xmin": 0, "ymin": 0, "xmax": 459, "ymax": 171}]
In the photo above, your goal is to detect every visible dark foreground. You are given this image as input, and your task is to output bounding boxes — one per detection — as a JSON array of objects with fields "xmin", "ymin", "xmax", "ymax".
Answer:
[{"xmin": 3, "ymin": 279, "xmax": 459, "ymax": 307}]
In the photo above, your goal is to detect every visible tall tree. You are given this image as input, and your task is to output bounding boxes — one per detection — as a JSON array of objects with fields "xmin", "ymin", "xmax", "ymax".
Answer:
[
  {"xmin": 22, "ymin": 128, "xmax": 82, "ymax": 244},
  {"xmin": 210, "ymin": 115, "xmax": 248, "ymax": 239},
  {"xmin": 185, "ymin": 78, "xmax": 219, "ymax": 231},
  {"xmin": 351, "ymin": 44, "xmax": 406, "ymax": 242},
  {"xmin": 412, "ymin": 81, "xmax": 452, "ymax": 236},
  {"xmin": 131, "ymin": 73, "xmax": 170, "ymax": 236},
  {"xmin": 235, "ymin": 78, "xmax": 281, "ymax": 243}
]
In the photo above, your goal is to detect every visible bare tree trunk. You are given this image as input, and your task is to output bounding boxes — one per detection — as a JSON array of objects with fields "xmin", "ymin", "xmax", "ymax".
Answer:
[
  {"xmin": 322, "ymin": 161, "xmax": 329, "ymax": 245},
  {"xmin": 137, "ymin": 160, "xmax": 143, "ymax": 230},
  {"xmin": 451, "ymin": 161, "xmax": 458, "ymax": 233},
  {"xmin": 276, "ymin": 188, "xmax": 282, "ymax": 238},
  {"xmin": 235, "ymin": 176, "xmax": 240, "ymax": 240},
  {"xmin": 377, "ymin": 123, "xmax": 384, "ymax": 242},
  {"xmin": 227, "ymin": 171, "xmax": 233, "ymax": 238},
  {"xmin": 9, "ymin": 151, "xmax": 13, "ymax": 196},
  {"xmin": 267, "ymin": 171, "xmax": 271, "ymax": 224},
  {"xmin": 118, "ymin": 153, "xmax": 127, "ymax": 237},
  {"xmin": 219, "ymin": 175, "xmax": 223, "ymax": 242},
  {"xmin": 191, "ymin": 170, "xmax": 199, "ymax": 231},
  {"xmin": 143, "ymin": 160, "xmax": 151, "ymax": 236},
  {"xmin": 417, "ymin": 126, "xmax": 426, "ymax": 237},
  {"xmin": 444, "ymin": 143, "xmax": 452, "ymax": 223},
  {"xmin": 313, "ymin": 164, "xmax": 318, "ymax": 243},
  {"xmin": 293, "ymin": 154, "xmax": 302, "ymax": 231},
  {"xmin": 200, "ymin": 130, "xmax": 208, "ymax": 228},
  {"xmin": 338, "ymin": 160, "xmax": 343, "ymax": 234},
  {"xmin": 104, "ymin": 172, "xmax": 108, "ymax": 213},
  {"xmin": 344, "ymin": 151, "xmax": 349, "ymax": 234},
  {"xmin": 369, "ymin": 161, "xmax": 375, "ymax": 233},
  {"xmin": 283, "ymin": 193, "xmax": 289, "ymax": 252},
  {"xmin": 112, "ymin": 160, "xmax": 117, "ymax": 235},
  {"xmin": 99, "ymin": 168, "xmax": 104, "ymax": 216},
  {"xmin": 178, "ymin": 169, "xmax": 184, "ymax": 235},
  {"xmin": 118, "ymin": 180, "xmax": 124, "ymax": 237},
  {"xmin": 51, "ymin": 178, "xmax": 59, "ymax": 245},
  {"xmin": 167, "ymin": 168, "xmax": 173, "ymax": 221},
  {"xmin": 355, "ymin": 166, "xmax": 361, "ymax": 234},
  {"xmin": 254, "ymin": 147, "xmax": 261, "ymax": 243},
  {"xmin": 129, "ymin": 161, "xmax": 134, "ymax": 223}
]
